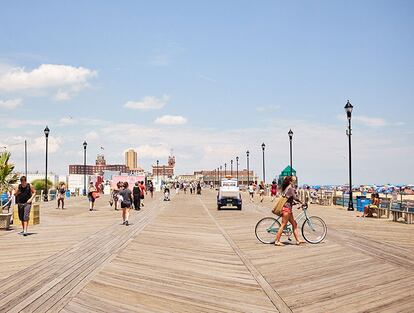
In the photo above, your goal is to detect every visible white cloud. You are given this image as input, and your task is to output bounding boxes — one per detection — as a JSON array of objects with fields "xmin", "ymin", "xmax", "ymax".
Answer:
[
  {"xmin": 256, "ymin": 105, "xmax": 281, "ymax": 112},
  {"xmin": 354, "ymin": 116, "xmax": 387, "ymax": 127},
  {"xmin": 150, "ymin": 54, "xmax": 170, "ymax": 66},
  {"xmin": 134, "ymin": 144, "xmax": 170, "ymax": 159},
  {"xmin": 31, "ymin": 136, "xmax": 63, "ymax": 154},
  {"xmin": 0, "ymin": 98, "xmax": 22, "ymax": 109},
  {"xmin": 59, "ymin": 116, "xmax": 77, "ymax": 125},
  {"xmin": 0, "ymin": 64, "xmax": 97, "ymax": 96},
  {"xmin": 337, "ymin": 115, "xmax": 387, "ymax": 127},
  {"xmin": 124, "ymin": 95, "xmax": 170, "ymax": 110},
  {"xmin": 54, "ymin": 90, "xmax": 71, "ymax": 101},
  {"xmin": 2, "ymin": 118, "xmax": 46, "ymax": 129},
  {"xmin": 154, "ymin": 115, "xmax": 187, "ymax": 125},
  {"xmin": 85, "ymin": 131, "xmax": 99, "ymax": 141}
]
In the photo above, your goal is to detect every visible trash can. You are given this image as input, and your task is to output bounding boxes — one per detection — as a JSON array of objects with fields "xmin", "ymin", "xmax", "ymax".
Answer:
[
  {"xmin": 66, "ymin": 190, "xmax": 70, "ymax": 198},
  {"xmin": 356, "ymin": 196, "xmax": 366, "ymax": 212},
  {"xmin": 357, "ymin": 196, "xmax": 372, "ymax": 212}
]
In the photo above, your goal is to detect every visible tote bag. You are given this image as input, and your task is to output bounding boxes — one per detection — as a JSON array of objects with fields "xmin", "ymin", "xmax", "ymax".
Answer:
[{"xmin": 272, "ymin": 196, "xmax": 288, "ymax": 216}]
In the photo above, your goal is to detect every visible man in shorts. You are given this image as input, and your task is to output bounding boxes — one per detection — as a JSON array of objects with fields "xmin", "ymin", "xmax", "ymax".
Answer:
[{"xmin": 15, "ymin": 176, "xmax": 36, "ymax": 236}]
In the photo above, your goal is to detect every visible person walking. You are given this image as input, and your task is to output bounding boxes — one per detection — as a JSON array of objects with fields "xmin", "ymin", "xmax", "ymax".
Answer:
[
  {"xmin": 88, "ymin": 182, "xmax": 97, "ymax": 211},
  {"xmin": 139, "ymin": 181, "xmax": 146, "ymax": 207},
  {"xmin": 132, "ymin": 182, "xmax": 141, "ymax": 211},
  {"xmin": 119, "ymin": 182, "xmax": 132, "ymax": 226},
  {"xmin": 57, "ymin": 182, "xmax": 66, "ymax": 209},
  {"xmin": 275, "ymin": 176, "xmax": 304, "ymax": 246},
  {"xmin": 14, "ymin": 176, "xmax": 36, "ymax": 236},
  {"xmin": 258, "ymin": 181, "xmax": 266, "ymax": 203},
  {"xmin": 270, "ymin": 180, "xmax": 278, "ymax": 202},
  {"xmin": 248, "ymin": 182, "xmax": 255, "ymax": 202},
  {"xmin": 149, "ymin": 181, "xmax": 154, "ymax": 198}
]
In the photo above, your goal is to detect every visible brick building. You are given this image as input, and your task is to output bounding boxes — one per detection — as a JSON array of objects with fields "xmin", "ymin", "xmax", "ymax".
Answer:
[
  {"xmin": 69, "ymin": 154, "xmax": 128, "ymax": 176},
  {"xmin": 152, "ymin": 155, "xmax": 175, "ymax": 178}
]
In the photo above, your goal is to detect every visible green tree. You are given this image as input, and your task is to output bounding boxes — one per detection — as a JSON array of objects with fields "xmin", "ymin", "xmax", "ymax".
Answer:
[
  {"xmin": 0, "ymin": 152, "xmax": 18, "ymax": 193},
  {"xmin": 31, "ymin": 179, "xmax": 54, "ymax": 192},
  {"xmin": 0, "ymin": 152, "xmax": 18, "ymax": 211}
]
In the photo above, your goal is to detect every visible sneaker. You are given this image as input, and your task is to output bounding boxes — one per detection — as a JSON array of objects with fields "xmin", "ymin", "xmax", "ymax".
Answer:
[
  {"xmin": 122, "ymin": 221, "xmax": 126, "ymax": 225},
  {"xmin": 125, "ymin": 221, "xmax": 129, "ymax": 226},
  {"xmin": 23, "ymin": 232, "xmax": 28, "ymax": 237},
  {"xmin": 18, "ymin": 231, "xmax": 24, "ymax": 235}
]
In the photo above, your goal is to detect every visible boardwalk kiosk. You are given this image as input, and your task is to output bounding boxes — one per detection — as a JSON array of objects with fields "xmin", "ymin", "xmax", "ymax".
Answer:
[{"xmin": 277, "ymin": 166, "xmax": 297, "ymax": 186}]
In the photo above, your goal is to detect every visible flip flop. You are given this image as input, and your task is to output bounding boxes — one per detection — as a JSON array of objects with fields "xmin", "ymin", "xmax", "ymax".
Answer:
[{"xmin": 275, "ymin": 242, "xmax": 285, "ymax": 246}]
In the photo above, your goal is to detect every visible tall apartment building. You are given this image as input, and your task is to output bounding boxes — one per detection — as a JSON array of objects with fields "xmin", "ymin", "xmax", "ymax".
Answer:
[{"xmin": 125, "ymin": 149, "xmax": 137, "ymax": 169}]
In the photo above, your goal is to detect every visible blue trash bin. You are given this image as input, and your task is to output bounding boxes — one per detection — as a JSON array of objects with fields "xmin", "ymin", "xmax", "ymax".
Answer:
[
  {"xmin": 66, "ymin": 190, "xmax": 70, "ymax": 198},
  {"xmin": 358, "ymin": 199, "xmax": 372, "ymax": 212}
]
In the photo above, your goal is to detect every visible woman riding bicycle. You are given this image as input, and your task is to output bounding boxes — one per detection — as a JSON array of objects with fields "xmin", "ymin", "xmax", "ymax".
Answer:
[{"xmin": 275, "ymin": 176, "xmax": 305, "ymax": 246}]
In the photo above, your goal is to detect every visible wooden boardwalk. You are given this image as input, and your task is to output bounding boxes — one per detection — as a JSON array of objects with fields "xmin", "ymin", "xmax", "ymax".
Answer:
[{"xmin": 0, "ymin": 190, "xmax": 413, "ymax": 312}]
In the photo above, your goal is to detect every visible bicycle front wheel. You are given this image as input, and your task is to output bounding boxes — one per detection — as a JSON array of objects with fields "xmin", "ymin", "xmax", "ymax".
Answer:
[
  {"xmin": 255, "ymin": 217, "xmax": 279, "ymax": 244},
  {"xmin": 301, "ymin": 216, "xmax": 327, "ymax": 244}
]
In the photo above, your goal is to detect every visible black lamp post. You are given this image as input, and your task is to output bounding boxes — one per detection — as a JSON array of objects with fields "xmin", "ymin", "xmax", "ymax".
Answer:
[
  {"xmin": 261, "ymin": 143, "xmax": 266, "ymax": 183},
  {"xmin": 24, "ymin": 139, "xmax": 27, "ymax": 178},
  {"xmin": 288, "ymin": 129, "xmax": 293, "ymax": 176},
  {"xmin": 83, "ymin": 141, "xmax": 87, "ymax": 196},
  {"xmin": 230, "ymin": 159, "xmax": 233, "ymax": 177},
  {"xmin": 156, "ymin": 160, "xmax": 159, "ymax": 183},
  {"xmin": 246, "ymin": 150, "xmax": 250, "ymax": 186},
  {"xmin": 217, "ymin": 167, "xmax": 220, "ymax": 185},
  {"xmin": 224, "ymin": 163, "xmax": 227, "ymax": 176},
  {"xmin": 44, "ymin": 126, "xmax": 50, "ymax": 202},
  {"xmin": 163, "ymin": 165, "xmax": 166, "ymax": 180},
  {"xmin": 236, "ymin": 156, "xmax": 239, "ymax": 184},
  {"xmin": 345, "ymin": 100, "xmax": 354, "ymax": 211}
]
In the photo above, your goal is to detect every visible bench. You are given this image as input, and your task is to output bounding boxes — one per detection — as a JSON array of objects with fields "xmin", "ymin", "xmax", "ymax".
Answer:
[
  {"xmin": 371, "ymin": 199, "xmax": 392, "ymax": 219},
  {"xmin": 390, "ymin": 201, "xmax": 414, "ymax": 224}
]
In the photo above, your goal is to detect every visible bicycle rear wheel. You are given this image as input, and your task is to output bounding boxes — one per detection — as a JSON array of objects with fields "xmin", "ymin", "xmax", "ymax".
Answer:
[
  {"xmin": 255, "ymin": 217, "xmax": 279, "ymax": 244},
  {"xmin": 301, "ymin": 216, "xmax": 327, "ymax": 244}
]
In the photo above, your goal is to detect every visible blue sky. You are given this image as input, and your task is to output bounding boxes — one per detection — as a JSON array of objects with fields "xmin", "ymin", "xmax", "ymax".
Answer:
[{"xmin": 0, "ymin": 0, "xmax": 413, "ymax": 185}]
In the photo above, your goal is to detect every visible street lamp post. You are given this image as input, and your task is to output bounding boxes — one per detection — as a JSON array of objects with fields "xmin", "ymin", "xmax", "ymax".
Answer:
[
  {"xmin": 44, "ymin": 126, "xmax": 50, "ymax": 202},
  {"xmin": 224, "ymin": 163, "xmax": 227, "ymax": 176},
  {"xmin": 288, "ymin": 129, "xmax": 293, "ymax": 176},
  {"xmin": 231, "ymin": 159, "xmax": 233, "ymax": 177},
  {"xmin": 345, "ymin": 100, "xmax": 354, "ymax": 211},
  {"xmin": 246, "ymin": 150, "xmax": 250, "ymax": 186},
  {"xmin": 261, "ymin": 143, "xmax": 266, "ymax": 183},
  {"xmin": 163, "ymin": 165, "xmax": 166, "ymax": 180},
  {"xmin": 24, "ymin": 139, "xmax": 27, "ymax": 177},
  {"xmin": 83, "ymin": 141, "xmax": 87, "ymax": 196},
  {"xmin": 156, "ymin": 160, "xmax": 159, "ymax": 184},
  {"xmin": 236, "ymin": 156, "xmax": 239, "ymax": 185}
]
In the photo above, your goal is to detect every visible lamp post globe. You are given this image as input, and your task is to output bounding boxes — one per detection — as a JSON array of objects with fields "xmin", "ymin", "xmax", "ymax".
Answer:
[
  {"xmin": 344, "ymin": 100, "xmax": 354, "ymax": 211},
  {"xmin": 43, "ymin": 126, "xmax": 50, "ymax": 202},
  {"xmin": 83, "ymin": 141, "xmax": 87, "ymax": 196},
  {"xmin": 345, "ymin": 100, "xmax": 353, "ymax": 119}
]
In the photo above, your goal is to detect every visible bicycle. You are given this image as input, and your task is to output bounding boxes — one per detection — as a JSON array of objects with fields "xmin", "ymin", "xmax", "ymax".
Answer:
[{"xmin": 255, "ymin": 203, "xmax": 327, "ymax": 244}]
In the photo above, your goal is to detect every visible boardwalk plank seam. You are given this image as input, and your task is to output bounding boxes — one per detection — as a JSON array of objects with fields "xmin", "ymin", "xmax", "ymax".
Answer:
[{"xmin": 199, "ymin": 198, "xmax": 291, "ymax": 313}]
